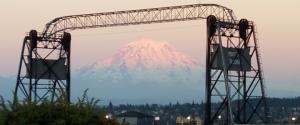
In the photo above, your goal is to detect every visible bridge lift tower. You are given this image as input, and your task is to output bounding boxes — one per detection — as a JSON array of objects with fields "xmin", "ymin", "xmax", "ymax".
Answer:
[
  {"xmin": 12, "ymin": 3, "xmax": 267, "ymax": 125},
  {"xmin": 205, "ymin": 16, "xmax": 267, "ymax": 124},
  {"xmin": 14, "ymin": 31, "xmax": 71, "ymax": 103}
]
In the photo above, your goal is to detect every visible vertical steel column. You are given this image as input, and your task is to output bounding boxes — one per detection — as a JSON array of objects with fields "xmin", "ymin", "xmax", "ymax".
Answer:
[
  {"xmin": 204, "ymin": 15, "xmax": 267, "ymax": 125},
  {"xmin": 13, "ymin": 30, "xmax": 71, "ymax": 104},
  {"xmin": 204, "ymin": 15, "xmax": 216, "ymax": 125}
]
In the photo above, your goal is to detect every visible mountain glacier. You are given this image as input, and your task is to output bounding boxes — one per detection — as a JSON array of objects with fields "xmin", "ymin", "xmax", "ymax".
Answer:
[{"xmin": 73, "ymin": 39, "xmax": 205, "ymax": 104}]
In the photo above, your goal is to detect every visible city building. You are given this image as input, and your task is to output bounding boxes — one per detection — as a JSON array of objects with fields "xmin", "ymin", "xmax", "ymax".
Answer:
[
  {"xmin": 116, "ymin": 111, "xmax": 155, "ymax": 125},
  {"xmin": 176, "ymin": 116, "xmax": 203, "ymax": 125}
]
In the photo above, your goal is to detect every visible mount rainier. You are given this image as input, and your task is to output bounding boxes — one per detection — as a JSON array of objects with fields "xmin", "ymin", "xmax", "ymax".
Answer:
[{"xmin": 73, "ymin": 39, "xmax": 205, "ymax": 104}]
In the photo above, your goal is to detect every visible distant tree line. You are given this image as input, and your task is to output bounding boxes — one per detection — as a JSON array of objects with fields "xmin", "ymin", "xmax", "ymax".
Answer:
[
  {"xmin": 1, "ymin": 94, "xmax": 300, "ymax": 125},
  {"xmin": 106, "ymin": 97, "xmax": 300, "ymax": 124}
]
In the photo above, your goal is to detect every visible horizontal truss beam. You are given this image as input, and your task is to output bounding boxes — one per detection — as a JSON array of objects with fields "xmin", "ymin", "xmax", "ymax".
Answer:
[{"xmin": 43, "ymin": 4, "xmax": 236, "ymax": 37}]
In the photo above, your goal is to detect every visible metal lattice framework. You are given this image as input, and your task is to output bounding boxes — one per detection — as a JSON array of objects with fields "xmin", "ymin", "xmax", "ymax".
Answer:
[
  {"xmin": 13, "ymin": 3, "xmax": 267, "ymax": 125},
  {"xmin": 205, "ymin": 16, "xmax": 267, "ymax": 125},
  {"xmin": 42, "ymin": 4, "xmax": 236, "ymax": 37},
  {"xmin": 14, "ymin": 31, "xmax": 71, "ymax": 103}
]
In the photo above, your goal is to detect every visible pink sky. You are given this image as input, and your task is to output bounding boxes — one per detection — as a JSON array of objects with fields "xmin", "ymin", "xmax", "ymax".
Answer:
[{"xmin": 0, "ymin": 0, "xmax": 299, "ymax": 96}]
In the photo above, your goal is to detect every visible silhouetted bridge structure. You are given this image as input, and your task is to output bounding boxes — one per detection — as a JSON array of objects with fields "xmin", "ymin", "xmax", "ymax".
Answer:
[{"xmin": 13, "ymin": 3, "xmax": 267, "ymax": 125}]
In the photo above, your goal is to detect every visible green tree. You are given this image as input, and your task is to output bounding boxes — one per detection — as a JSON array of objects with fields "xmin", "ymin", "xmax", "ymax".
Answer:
[{"xmin": 0, "ymin": 90, "xmax": 125, "ymax": 125}]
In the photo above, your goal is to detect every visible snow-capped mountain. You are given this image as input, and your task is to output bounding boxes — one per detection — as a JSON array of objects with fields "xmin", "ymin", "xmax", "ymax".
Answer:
[
  {"xmin": 77, "ymin": 39, "xmax": 202, "ymax": 84},
  {"xmin": 97, "ymin": 38, "xmax": 198, "ymax": 68},
  {"xmin": 73, "ymin": 39, "xmax": 205, "ymax": 104}
]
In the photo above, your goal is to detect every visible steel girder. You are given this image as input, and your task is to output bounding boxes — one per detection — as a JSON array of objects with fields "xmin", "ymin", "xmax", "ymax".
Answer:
[
  {"xmin": 204, "ymin": 15, "xmax": 267, "ymax": 125},
  {"xmin": 42, "ymin": 4, "xmax": 236, "ymax": 37}
]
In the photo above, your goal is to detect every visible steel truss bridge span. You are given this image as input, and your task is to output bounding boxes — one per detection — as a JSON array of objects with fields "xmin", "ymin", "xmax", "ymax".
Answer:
[
  {"xmin": 42, "ymin": 4, "xmax": 236, "ymax": 37},
  {"xmin": 14, "ymin": 3, "xmax": 267, "ymax": 125}
]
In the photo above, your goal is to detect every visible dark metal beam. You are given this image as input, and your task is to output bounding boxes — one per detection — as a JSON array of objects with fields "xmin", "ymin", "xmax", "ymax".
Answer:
[{"xmin": 42, "ymin": 4, "xmax": 236, "ymax": 37}]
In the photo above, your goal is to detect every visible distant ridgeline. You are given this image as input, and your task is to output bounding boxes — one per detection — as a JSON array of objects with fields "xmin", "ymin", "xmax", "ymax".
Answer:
[{"xmin": 104, "ymin": 97, "xmax": 300, "ymax": 124}]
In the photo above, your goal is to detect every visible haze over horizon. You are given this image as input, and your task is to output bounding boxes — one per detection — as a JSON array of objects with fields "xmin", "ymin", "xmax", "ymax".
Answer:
[{"xmin": 0, "ymin": 0, "xmax": 299, "ymax": 104}]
